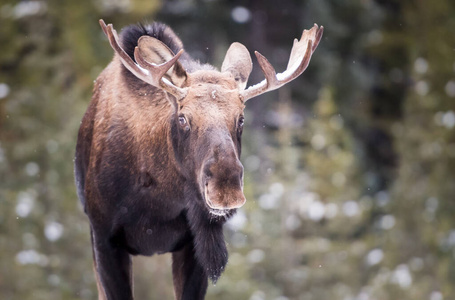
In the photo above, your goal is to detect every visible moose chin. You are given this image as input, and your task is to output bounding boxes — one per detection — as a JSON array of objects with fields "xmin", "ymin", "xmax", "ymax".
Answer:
[{"xmin": 74, "ymin": 19, "xmax": 323, "ymax": 300}]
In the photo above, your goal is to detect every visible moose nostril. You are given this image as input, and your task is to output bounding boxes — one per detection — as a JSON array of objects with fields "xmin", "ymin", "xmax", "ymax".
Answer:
[{"xmin": 203, "ymin": 158, "xmax": 214, "ymax": 175}]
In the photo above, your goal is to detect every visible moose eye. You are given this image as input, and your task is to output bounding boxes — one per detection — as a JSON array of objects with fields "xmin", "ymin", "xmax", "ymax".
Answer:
[
  {"xmin": 178, "ymin": 115, "xmax": 190, "ymax": 131},
  {"xmin": 238, "ymin": 116, "xmax": 245, "ymax": 128},
  {"xmin": 178, "ymin": 116, "xmax": 186, "ymax": 126}
]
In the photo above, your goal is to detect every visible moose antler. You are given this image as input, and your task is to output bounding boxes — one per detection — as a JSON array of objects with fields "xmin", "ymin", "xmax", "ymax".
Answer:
[
  {"xmin": 240, "ymin": 24, "xmax": 323, "ymax": 102},
  {"xmin": 99, "ymin": 19, "xmax": 188, "ymax": 100}
]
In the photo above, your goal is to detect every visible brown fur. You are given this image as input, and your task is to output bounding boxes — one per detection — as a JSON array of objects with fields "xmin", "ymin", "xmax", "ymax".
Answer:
[
  {"xmin": 75, "ymin": 23, "xmax": 251, "ymax": 300},
  {"xmin": 75, "ymin": 19, "xmax": 323, "ymax": 300}
]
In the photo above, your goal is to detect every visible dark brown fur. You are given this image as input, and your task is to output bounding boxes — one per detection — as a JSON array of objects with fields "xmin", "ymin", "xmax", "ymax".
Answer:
[
  {"xmin": 75, "ymin": 23, "xmax": 248, "ymax": 300},
  {"xmin": 77, "ymin": 18, "xmax": 323, "ymax": 300}
]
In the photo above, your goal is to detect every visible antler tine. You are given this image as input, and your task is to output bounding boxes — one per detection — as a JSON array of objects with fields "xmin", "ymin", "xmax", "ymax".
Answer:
[
  {"xmin": 99, "ymin": 19, "xmax": 108, "ymax": 36},
  {"xmin": 133, "ymin": 47, "xmax": 187, "ymax": 99},
  {"xmin": 238, "ymin": 51, "xmax": 278, "ymax": 100},
  {"xmin": 100, "ymin": 20, "xmax": 148, "ymax": 80},
  {"xmin": 240, "ymin": 24, "xmax": 323, "ymax": 102},
  {"xmin": 255, "ymin": 51, "xmax": 279, "ymax": 88},
  {"xmin": 312, "ymin": 25, "xmax": 324, "ymax": 51},
  {"xmin": 99, "ymin": 19, "xmax": 187, "ymax": 100}
]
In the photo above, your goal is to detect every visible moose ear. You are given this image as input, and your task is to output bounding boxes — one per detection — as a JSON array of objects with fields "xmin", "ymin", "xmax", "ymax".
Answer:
[
  {"xmin": 137, "ymin": 36, "xmax": 187, "ymax": 88},
  {"xmin": 221, "ymin": 42, "xmax": 252, "ymax": 90}
]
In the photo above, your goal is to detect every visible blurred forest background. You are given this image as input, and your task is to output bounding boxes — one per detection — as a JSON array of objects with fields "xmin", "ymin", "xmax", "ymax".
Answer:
[{"xmin": 1, "ymin": 0, "xmax": 455, "ymax": 299}]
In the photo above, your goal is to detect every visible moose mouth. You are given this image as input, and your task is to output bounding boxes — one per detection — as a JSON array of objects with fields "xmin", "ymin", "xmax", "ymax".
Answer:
[{"xmin": 208, "ymin": 207, "xmax": 230, "ymax": 217}]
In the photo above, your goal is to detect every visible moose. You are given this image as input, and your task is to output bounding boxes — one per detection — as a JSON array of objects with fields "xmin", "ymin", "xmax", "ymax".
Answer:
[{"xmin": 75, "ymin": 19, "xmax": 322, "ymax": 300}]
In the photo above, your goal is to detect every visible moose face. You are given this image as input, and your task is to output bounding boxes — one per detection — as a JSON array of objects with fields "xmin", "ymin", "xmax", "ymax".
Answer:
[{"xmin": 173, "ymin": 71, "xmax": 247, "ymax": 216}]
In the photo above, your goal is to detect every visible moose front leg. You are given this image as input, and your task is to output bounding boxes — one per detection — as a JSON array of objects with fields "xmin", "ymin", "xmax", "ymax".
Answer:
[
  {"xmin": 172, "ymin": 243, "xmax": 208, "ymax": 300},
  {"xmin": 90, "ymin": 229, "xmax": 107, "ymax": 300},
  {"xmin": 91, "ymin": 229, "xmax": 134, "ymax": 300}
]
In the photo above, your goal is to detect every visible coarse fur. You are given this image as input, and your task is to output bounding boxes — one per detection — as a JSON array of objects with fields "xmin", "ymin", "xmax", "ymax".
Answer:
[
  {"xmin": 76, "ymin": 19, "xmax": 322, "ymax": 300},
  {"xmin": 75, "ymin": 22, "xmax": 250, "ymax": 300},
  {"xmin": 121, "ymin": 23, "xmax": 215, "ymax": 73}
]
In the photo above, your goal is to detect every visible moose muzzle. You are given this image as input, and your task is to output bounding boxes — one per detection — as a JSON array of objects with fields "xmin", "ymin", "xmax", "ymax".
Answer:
[{"xmin": 202, "ymin": 151, "xmax": 246, "ymax": 216}]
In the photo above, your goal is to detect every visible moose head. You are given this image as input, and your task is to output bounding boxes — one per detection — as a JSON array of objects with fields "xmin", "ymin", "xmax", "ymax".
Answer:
[{"xmin": 99, "ymin": 20, "xmax": 323, "ymax": 219}]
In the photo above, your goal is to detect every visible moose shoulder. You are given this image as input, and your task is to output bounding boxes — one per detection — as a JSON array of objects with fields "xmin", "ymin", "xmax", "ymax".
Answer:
[{"xmin": 75, "ymin": 20, "xmax": 323, "ymax": 300}]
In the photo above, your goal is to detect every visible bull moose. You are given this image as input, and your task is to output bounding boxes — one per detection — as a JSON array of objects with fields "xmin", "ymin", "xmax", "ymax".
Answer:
[{"xmin": 74, "ymin": 19, "xmax": 323, "ymax": 300}]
